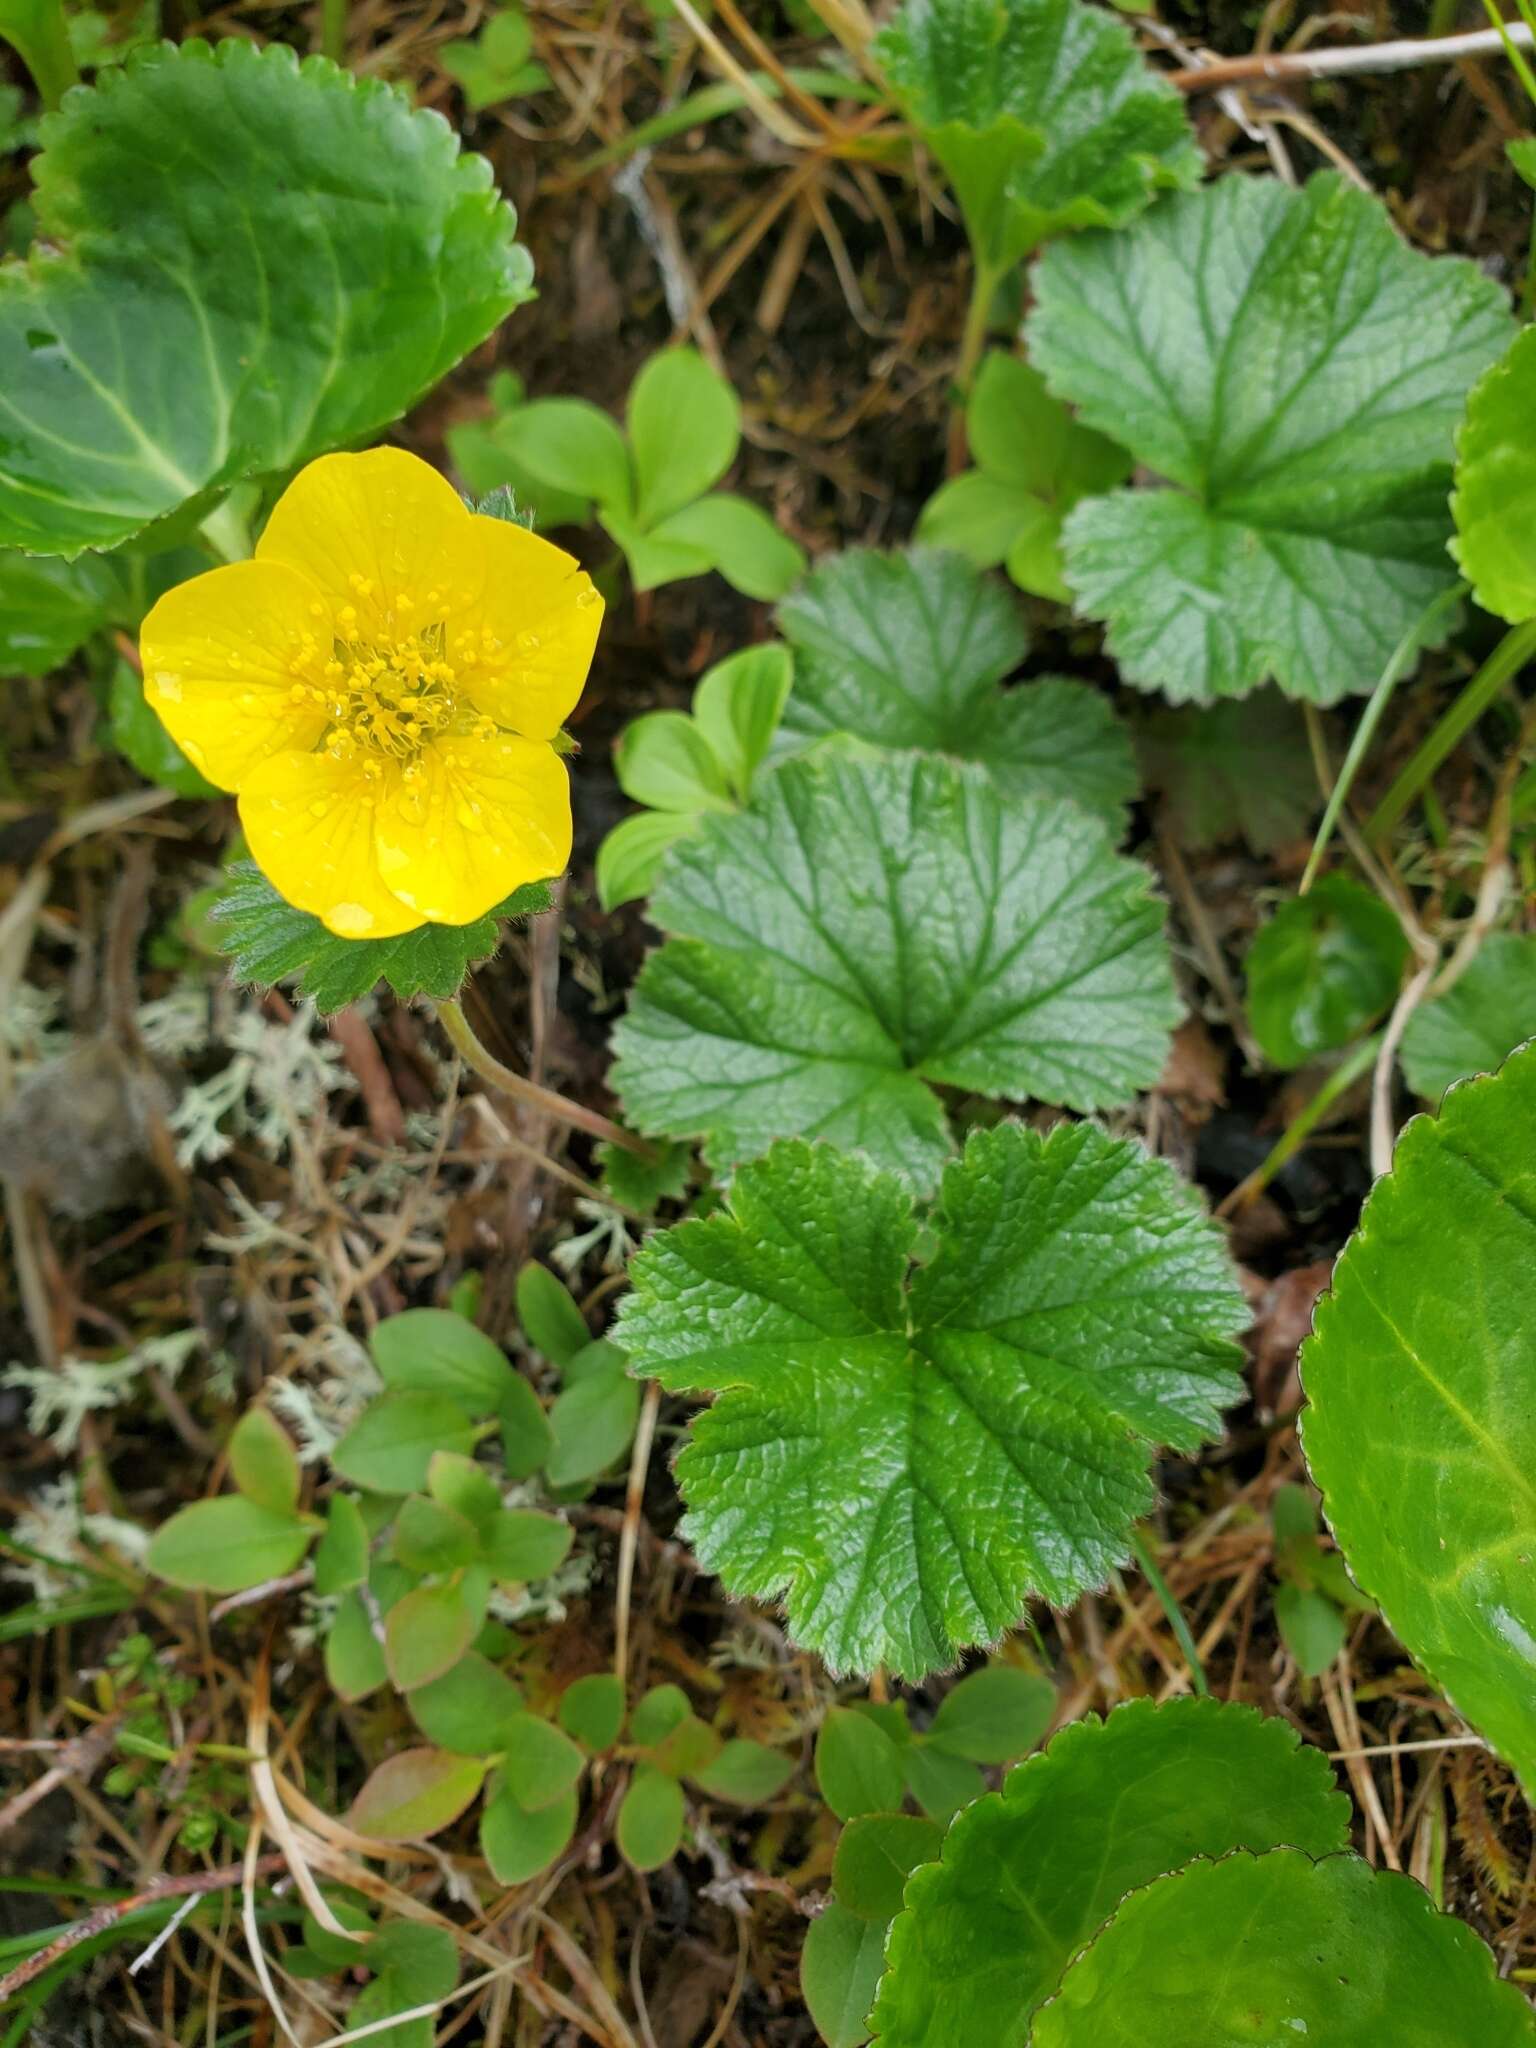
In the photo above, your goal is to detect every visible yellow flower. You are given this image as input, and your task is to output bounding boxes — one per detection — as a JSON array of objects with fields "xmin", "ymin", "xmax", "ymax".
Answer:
[{"xmin": 141, "ymin": 449, "xmax": 603, "ymax": 939}]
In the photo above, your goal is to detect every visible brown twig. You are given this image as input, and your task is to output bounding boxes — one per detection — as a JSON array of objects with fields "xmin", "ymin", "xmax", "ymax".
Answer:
[{"xmin": 1167, "ymin": 19, "xmax": 1536, "ymax": 92}]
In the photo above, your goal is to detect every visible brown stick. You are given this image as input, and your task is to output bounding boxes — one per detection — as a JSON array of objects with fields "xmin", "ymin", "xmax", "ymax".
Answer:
[{"xmin": 1167, "ymin": 20, "xmax": 1535, "ymax": 92}]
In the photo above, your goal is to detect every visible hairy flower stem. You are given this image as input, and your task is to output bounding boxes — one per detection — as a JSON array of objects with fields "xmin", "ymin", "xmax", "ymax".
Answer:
[{"xmin": 434, "ymin": 996, "xmax": 653, "ymax": 1158}]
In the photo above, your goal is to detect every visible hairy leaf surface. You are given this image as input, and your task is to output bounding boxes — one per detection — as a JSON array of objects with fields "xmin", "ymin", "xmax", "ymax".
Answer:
[
  {"xmin": 616, "ymin": 1126, "xmax": 1247, "ymax": 1678},
  {"xmin": 1302, "ymin": 1041, "xmax": 1536, "ymax": 1794},
  {"xmin": 1029, "ymin": 174, "xmax": 1514, "ymax": 702},
  {"xmin": 611, "ymin": 749, "xmax": 1176, "ymax": 1190}
]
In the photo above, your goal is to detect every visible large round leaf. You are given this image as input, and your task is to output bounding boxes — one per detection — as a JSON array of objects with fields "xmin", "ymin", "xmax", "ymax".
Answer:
[
  {"xmin": 1031, "ymin": 1851, "xmax": 1535, "ymax": 2046},
  {"xmin": 872, "ymin": 1696, "xmax": 1349, "ymax": 2046},
  {"xmin": 1401, "ymin": 934, "xmax": 1536, "ymax": 1101},
  {"xmin": 774, "ymin": 547, "xmax": 1135, "ymax": 828},
  {"xmin": 1302, "ymin": 1040, "xmax": 1536, "ymax": 1795},
  {"xmin": 616, "ymin": 1124, "xmax": 1248, "ymax": 1680},
  {"xmin": 0, "ymin": 39, "xmax": 531, "ymax": 555},
  {"xmin": 611, "ymin": 747, "xmax": 1178, "ymax": 1192},
  {"xmin": 1028, "ymin": 173, "xmax": 1514, "ymax": 704}
]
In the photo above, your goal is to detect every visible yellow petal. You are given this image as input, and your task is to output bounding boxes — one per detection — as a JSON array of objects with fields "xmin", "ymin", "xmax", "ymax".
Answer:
[
  {"xmin": 373, "ymin": 731, "xmax": 571, "ymax": 926},
  {"xmin": 239, "ymin": 750, "xmax": 422, "ymax": 940},
  {"xmin": 256, "ymin": 448, "xmax": 481, "ymax": 641},
  {"xmin": 457, "ymin": 515, "xmax": 603, "ymax": 741},
  {"xmin": 140, "ymin": 559, "xmax": 331, "ymax": 791}
]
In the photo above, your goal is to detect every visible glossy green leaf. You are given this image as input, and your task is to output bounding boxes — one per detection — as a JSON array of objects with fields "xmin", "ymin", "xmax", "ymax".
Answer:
[
  {"xmin": 332, "ymin": 1391, "xmax": 479, "ymax": 1496},
  {"xmin": 483, "ymin": 1508, "xmax": 573, "ymax": 1584},
  {"xmin": 617, "ymin": 1124, "xmax": 1246, "ymax": 1679},
  {"xmin": 872, "ymin": 1696, "xmax": 1351, "ymax": 2047},
  {"xmin": 693, "ymin": 646, "xmax": 794, "ymax": 798},
  {"xmin": 617, "ymin": 1763, "xmax": 686, "ymax": 1871},
  {"xmin": 212, "ymin": 862, "xmax": 552, "ymax": 1011},
  {"xmin": 228, "ymin": 1406, "xmax": 300, "ymax": 1516},
  {"xmin": 1032, "ymin": 1851, "xmax": 1536, "ymax": 2047},
  {"xmin": 558, "ymin": 1672, "xmax": 626, "ymax": 1753},
  {"xmin": 108, "ymin": 658, "xmax": 219, "ymax": 797},
  {"xmin": 612, "ymin": 749, "xmax": 1176, "ymax": 1192},
  {"xmin": 499, "ymin": 1712, "xmax": 586, "ymax": 1811},
  {"xmin": 1246, "ymin": 876, "xmax": 1408, "ymax": 1069},
  {"xmin": 407, "ymin": 1652, "xmax": 523, "ymax": 1754},
  {"xmin": 545, "ymin": 1364, "xmax": 640, "ymax": 1487},
  {"xmin": 595, "ymin": 808, "xmax": 701, "ymax": 911},
  {"xmin": 1135, "ymin": 694, "xmax": 1317, "ymax": 856},
  {"xmin": 817, "ymin": 1708, "xmax": 907, "ymax": 1823},
  {"xmin": 648, "ymin": 492, "xmax": 807, "ymax": 600},
  {"xmin": 146, "ymin": 1495, "xmax": 311, "ymax": 1594},
  {"xmin": 776, "ymin": 550, "xmax": 1134, "ymax": 827},
  {"xmin": 514, "ymin": 1261, "xmax": 590, "ymax": 1367},
  {"xmin": 480, "ymin": 1776, "xmax": 578, "ymax": 1884},
  {"xmin": 615, "ymin": 710, "xmax": 735, "ymax": 814},
  {"xmin": 0, "ymin": 40, "xmax": 531, "ymax": 555},
  {"xmin": 628, "ymin": 348, "xmax": 739, "ymax": 528},
  {"xmin": 392, "ymin": 1496, "xmax": 479, "ymax": 1575},
  {"xmin": 0, "ymin": 550, "xmax": 116, "ymax": 676},
  {"xmin": 1400, "ymin": 935, "xmax": 1536, "ymax": 1100},
  {"xmin": 313, "ymin": 1493, "xmax": 370, "ymax": 1596},
  {"xmin": 371, "ymin": 1309, "xmax": 511, "ymax": 1414},
  {"xmin": 1452, "ymin": 322, "xmax": 1536, "ymax": 621},
  {"xmin": 1301, "ymin": 1042, "xmax": 1536, "ymax": 1795},
  {"xmin": 875, "ymin": 0, "xmax": 1199, "ymax": 272},
  {"xmin": 833, "ymin": 1815, "xmax": 944, "ymax": 1922},
  {"xmin": 803, "ymin": 1902, "xmax": 887, "ymax": 2048},
  {"xmin": 325, "ymin": 1588, "xmax": 387, "ymax": 1701},
  {"xmin": 926, "ymin": 1665, "xmax": 1054, "ymax": 1763},
  {"xmin": 348, "ymin": 1748, "xmax": 487, "ymax": 1843},
  {"xmin": 385, "ymin": 1581, "xmax": 479, "ymax": 1693},
  {"xmin": 692, "ymin": 1737, "xmax": 796, "ymax": 1804},
  {"xmin": 1029, "ymin": 174, "xmax": 1513, "ymax": 703}
]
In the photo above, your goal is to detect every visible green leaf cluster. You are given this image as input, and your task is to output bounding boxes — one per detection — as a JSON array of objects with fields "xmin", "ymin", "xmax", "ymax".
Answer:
[
  {"xmin": 774, "ymin": 547, "xmax": 1136, "ymax": 828},
  {"xmin": 210, "ymin": 861, "xmax": 553, "ymax": 1011},
  {"xmin": 464, "ymin": 346, "xmax": 805, "ymax": 598},
  {"xmin": 613, "ymin": 746, "xmax": 1178, "ymax": 1190},
  {"xmin": 916, "ymin": 352, "xmax": 1128, "ymax": 602},
  {"xmin": 439, "ymin": 3, "xmax": 549, "ymax": 112},
  {"xmin": 0, "ymin": 39, "xmax": 533, "ymax": 555},
  {"xmin": 446, "ymin": 368, "xmax": 593, "ymax": 529},
  {"xmin": 147, "ymin": 1406, "xmax": 317, "ymax": 1593},
  {"xmin": 1028, "ymin": 173, "xmax": 1514, "ymax": 703},
  {"xmin": 1301, "ymin": 1039, "xmax": 1536, "ymax": 1796},
  {"xmin": 284, "ymin": 1906, "xmax": 458, "ymax": 2048},
  {"xmin": 1269, "ymin": 1482, "xmax": 1373, "ymax": 1679},
  {"xmin": 875, "ymin": 0, "xmax": 1200, "ymax": 278},
  {"xmin": 617, "ymin": 1124, "xmax": 1248, "ymax": 1680},
  {"xmin": 596, "ymin": 644, "xmax": 794, "ymax": 908},
  {"xmin": 514, "ymin": 1261, "xmax": 642, "ymax": 1488}
]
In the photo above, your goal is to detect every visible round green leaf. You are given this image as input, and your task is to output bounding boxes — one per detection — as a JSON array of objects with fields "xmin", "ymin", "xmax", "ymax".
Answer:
[
  {"xmin": 816, "ymin": 1709, "xmax": 907, "ymax": 1823},
  {"xmin": 1032, "ymin": 1851, "xmax": 1535, "ymax": 2047},
  {"xmin": 691, "ymin": 1738, "xmax": 796, "ymax": 1805},
  {"xmin": 385, "ymin": 1581, "xmax": 480, "ymax": 1694},
  {"xmin": 1301, "ymin": 1042, "xmax": 1536, "ymax": 1795},
  {"xmin": 370, "ymin": 1308, "xmax": 511, "ymax": 1413},
  {"xmin": 480, "ymin": 1777, "xmax": 578, "ymax": 1885},
  {"xmin": 612, "ymin": 748, "xmax": 1178, "ymax": 1194},
  {"xmin": 349, "ymin": 1749, "xmax": 487, "ymax": 1843},
  {"xmin": 408, "ymin": 1652, "xmax": 524, "ymax": 1754},
  {"xmin": 926, "ymin": 1665, "xmax": 1054, "ymax": 1763},
  {"xmin": 1029, "ymin": 174, "xmax": 1513, "ymax": 703},
  {"xmin": 628, "ymin": 1683, "xmax": 691, "ymax": 1748},
  {"xmin": 596, "ymin": 809, "xmax": 701, "ymax": 912},
  {"xmin": 558, "ymin": 1673, "xmax": 626, "ymax": 1753},
  {"xmin": 483, "ymin": 1508, "xmax": 573, "ymax": 1585},
  {"xmin": 618, "ymin": 1124, "xmax": 1247, "ymax": 1680},
  {"xmin": 692, "ymin": 645, "xmax": 794, "ymax": 799},
  {"xmin": 617, "ymin": 1764, "xmax": 686, "ymax": 1872},
  {"xmin": 545, "ymin": 1366, "xmax": 640, "ymax": 1488},
  {"xmin": 1401, "ymin": 934, "xmax": 1536, "ymax": 1101},
  {"xmin": 802, "ymin": 1901, "xmax": 888, "ymax": 2048},
  {"xmin": 393, "ymin": 1496, "xmax": 479, "ymax": 1575},
  {"xmin": 228, "ymin": 1406, "xmax": 301, "ymax": 1516},
  {"xmin": 615, "ymin": 710, "xmax": 735, "ymax": 814},
  {"xmin": 833, "ymin": 1815, "xmax": 944, "ymax": 1923},
  {"xmin": 627, "ymin": 348, "xmax": 739, "ymax": 529},
  {"xmin": 1246, "ymin": 876, "xmax": 1408, "ymax": 1069},
  {"xmin": 514, "ymin": 1262, "xmax": 590, "ymax": 1367},
  {"xmin": 146, "ymin": 1495, "xmax": 311, "ymax": 1594},
  {"xmin": 874, "ymin": 0, "xmax": 1200, "ymax": 269},
  {"xmin": 498, "ymin": 1712, "xmax": 586, "ymax": 1812},
  {"xmin": 0, "ymin": 40, "xmax": 532, "ymax": 554},
  {"xmin": 1452, "ymin": 323, "xmax": 1536, "ymax": 621},
  {"xmin": 331, "ymin": 1391, "xmax": 479, "ymax": 1495},
  {"xmin": 776, "ymin": 549, "xmax": 1135, "ymax": 827},
  {"xmin": 647, "ymin": 493, "xmax": 807, "ymax": 602},
  {"xmin": 872, "ymin": 1696, "xmax": 1351, "ymax": 2047}
]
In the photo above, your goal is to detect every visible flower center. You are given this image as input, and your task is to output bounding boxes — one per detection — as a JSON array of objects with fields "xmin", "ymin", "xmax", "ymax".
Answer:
[{"xmin": 320, "ymin": 620, "xmax": 460, "ymax": 762}]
